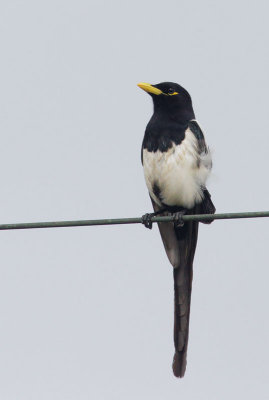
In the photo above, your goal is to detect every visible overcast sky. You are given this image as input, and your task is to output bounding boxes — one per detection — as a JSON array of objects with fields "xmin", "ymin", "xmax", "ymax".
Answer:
[{"xmin": 0, "ymin": 1, "xmax": 269, "ymax": 399}]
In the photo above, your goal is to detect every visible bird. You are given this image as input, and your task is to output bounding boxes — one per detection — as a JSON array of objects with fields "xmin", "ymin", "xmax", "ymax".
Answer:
[{"xmin": 138, "ymin": 81, "xmax": 215, "ymax": 378}]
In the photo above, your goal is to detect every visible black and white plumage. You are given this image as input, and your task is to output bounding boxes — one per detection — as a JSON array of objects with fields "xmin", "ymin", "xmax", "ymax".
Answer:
[
  {"xmin": 138, "ymin": 82, "xmax": 215, "ymax": 378},
  {"xmin": 143, "ymin": 120, "xmax": 212, "ymax": 209}
]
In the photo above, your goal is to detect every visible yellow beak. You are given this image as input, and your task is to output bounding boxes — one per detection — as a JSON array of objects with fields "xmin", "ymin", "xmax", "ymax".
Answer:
[{"xmin": 137, "ymin": 82, "xmax": 162, "ymax": 95}]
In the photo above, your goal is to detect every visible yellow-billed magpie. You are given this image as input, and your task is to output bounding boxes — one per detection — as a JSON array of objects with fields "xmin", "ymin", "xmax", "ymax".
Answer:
[{"xmin": 138, "ymin": 81, "xmax": 215, "ymax": 378}]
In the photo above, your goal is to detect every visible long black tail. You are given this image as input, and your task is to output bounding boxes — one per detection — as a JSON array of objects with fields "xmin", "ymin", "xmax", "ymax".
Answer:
[
  {"xmin": 151, "ymin": 190, "xmax": 215, "ymax": 378},
  {"xmin": 172, "ymin": 218, "xmax": 199, "ymax": 377}
]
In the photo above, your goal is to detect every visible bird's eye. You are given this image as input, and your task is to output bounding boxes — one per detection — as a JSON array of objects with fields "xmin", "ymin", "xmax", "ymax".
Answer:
[{"xmin": 168, "ymin": 88, "xmax": 175, "ymax": 94}]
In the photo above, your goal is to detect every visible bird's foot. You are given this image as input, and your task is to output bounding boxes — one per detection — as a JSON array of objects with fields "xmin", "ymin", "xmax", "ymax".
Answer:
[
  {"xmin": 142, "ymin": 208, "xmax": 170, "ymax": 229},
  {"xmin": 173, "ymin": 210, "xmax": 186, "ymax": 228},
  {"xmin": 141, "ymin": 209, "xmax": 166, "ymax": 229},
  {"xmin": 141, "ymin": 213, "xmax": 155, "ymax": 229}
]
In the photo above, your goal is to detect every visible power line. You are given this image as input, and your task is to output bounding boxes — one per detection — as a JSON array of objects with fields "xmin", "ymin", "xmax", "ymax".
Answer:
[{"xmin": 0, "ymin": 211, "xmax": 268, "ymax": 231}]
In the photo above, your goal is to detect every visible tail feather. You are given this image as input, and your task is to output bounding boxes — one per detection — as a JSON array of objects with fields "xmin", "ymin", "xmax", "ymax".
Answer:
[
  {"xmin": 151, "ymin": 191, "xmax": 215, "ymax": 378},
  {"xmin": 172, "ymin": 217, "xmax": 199, "ymax": 377},
  {"xmin": 173, "ymin": 268, "xmax": 190, "ymax": 377}
]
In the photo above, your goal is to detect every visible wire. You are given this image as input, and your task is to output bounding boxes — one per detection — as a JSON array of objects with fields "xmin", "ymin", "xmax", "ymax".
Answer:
[{"xmin": 0, "ymin": 211, "xmax": 268, "ymax": 230}]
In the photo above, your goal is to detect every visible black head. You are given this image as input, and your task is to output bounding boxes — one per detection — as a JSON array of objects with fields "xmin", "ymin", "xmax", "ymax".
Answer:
[{"xmin": 138, "ymin": 81, "xmax": 195, "ymax": 121}]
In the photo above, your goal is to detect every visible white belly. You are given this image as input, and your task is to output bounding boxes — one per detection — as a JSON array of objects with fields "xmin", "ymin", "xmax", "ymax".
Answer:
[{"xmin": 142, "ymin": 128, "xmax": 212, "ymax": 209}]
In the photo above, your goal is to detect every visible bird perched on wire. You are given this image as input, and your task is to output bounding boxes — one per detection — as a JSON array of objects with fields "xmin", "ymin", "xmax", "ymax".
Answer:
[{"xmin": 138, "ymin": 81, "xmax": 215, "ymax": 378}]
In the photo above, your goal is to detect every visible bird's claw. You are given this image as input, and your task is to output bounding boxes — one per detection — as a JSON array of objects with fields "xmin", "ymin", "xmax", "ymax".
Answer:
[
  {"xmin": 173, "ymin": 210, "xmax": 186, "ymax": 228},
  {"xmin": 141, "ymin": 213, "xmax": 154, "ymax": 229}
]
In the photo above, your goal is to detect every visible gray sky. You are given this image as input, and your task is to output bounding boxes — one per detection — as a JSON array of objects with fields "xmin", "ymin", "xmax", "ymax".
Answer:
[{"xmin": 0, "ymin": 0, "xmax": 269, "ymax": 399}]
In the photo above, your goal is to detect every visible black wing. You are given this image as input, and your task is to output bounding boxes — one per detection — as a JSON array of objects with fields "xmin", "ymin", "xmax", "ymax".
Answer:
[{"xmin": 188, "ymin": 120, "xmax": 208, "ymax": 154}]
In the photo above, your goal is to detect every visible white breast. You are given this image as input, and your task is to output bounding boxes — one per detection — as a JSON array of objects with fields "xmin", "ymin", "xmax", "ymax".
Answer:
[{"xmin": 142, "ymin": 127, "xmax": 212, "ymax": 209}]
